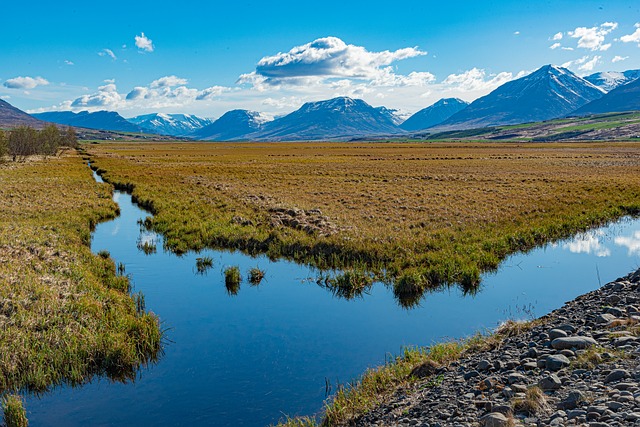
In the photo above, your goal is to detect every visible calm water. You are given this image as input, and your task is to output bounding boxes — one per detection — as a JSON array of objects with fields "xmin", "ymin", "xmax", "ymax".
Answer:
[{"xmin": 27, "ymin": 170, "xmax": 640, "ymax": 426}]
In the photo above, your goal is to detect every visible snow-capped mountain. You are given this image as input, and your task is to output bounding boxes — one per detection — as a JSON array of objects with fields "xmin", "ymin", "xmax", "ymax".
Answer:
[
  {"xmin": 247, "ymin": 97, "xmax": 404, "ymax": 141},
  {"xmin": 191, "ymin": 110, "xmax": 269, "ymax": 141},
  {"xmin": 32, "ymin": 110, "xmax": 144, "ymax": 133},
  {"xmin": 375, "ymin": 106, "xmax": 407, "ymax": 126},
  {"xmin": 128, "ymin": 113, "xmax": 213, "ymax": 136},
  {"xmin": 432, "ymin": 65, "xmax": 605, "ymax": 131},
  {"xmin": 573, "ymin": 76, "xmax": 640, "ymax": 116},
  {"xmin": 400, "ymin": 98, "xmax": 469, "ymax": 131},
  {"xmin": 584, "ymin": 70, "xmax": 640, "ymax": 92}
]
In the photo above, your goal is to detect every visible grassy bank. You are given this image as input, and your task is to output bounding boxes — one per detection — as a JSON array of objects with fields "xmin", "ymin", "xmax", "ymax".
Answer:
[
  {"xmin": 87, "ymin": 141, "xmax": 640, "ymax": 296},
  {"xmin": 0, "ymin": 153, "xmax": 162, "ymax": 394},
  {"xmin": 274, "ymin": 320, "xmax": 538, "ymax": 426}
]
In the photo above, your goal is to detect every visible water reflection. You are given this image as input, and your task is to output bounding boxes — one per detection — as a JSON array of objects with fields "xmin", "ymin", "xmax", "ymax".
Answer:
[
  {"xmin": 562, "ymin": 226, "xmax": 640, "ymax": 258},
  {"xmin": 615, "ymin": 230, "xmax": 640, "ymax": 256}
]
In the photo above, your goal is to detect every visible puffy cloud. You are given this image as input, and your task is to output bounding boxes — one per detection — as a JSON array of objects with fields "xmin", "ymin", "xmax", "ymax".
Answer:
[
  {"xmin": 561, "ymin": 55, "xmax": 589, "ymax": 69},
  {"xmin": 64, "ymin": 60, "xmax": 74, "ymax": 66},
  {"xmin": 578, "ymin": 55, "xmax": 600, "ymax": 71},
  {"xmin": 620, "ymin": 23, "xmax": 640, "ymax": 46},
  {"xmin": 563, "ymin": 231, "xmax": 611, "ymax": 257},
  {"xmin": 150, "ymin": 75, "xmax": 188, "ymax": 88},
  {"xmin": 550, "ymin": 43, "xmax": 561, "ymax": 50},
  {"xmin": 612, "ymin": 55, "xmax": 628, "ymax": 63},
  {"xmin": 135, "ymin": 32, "xmax": 154, "ymax": 52},
  {"xmin": 98, "ymin": 48, "xmax": 117, "ymax": 60},
  {"xmin": 71, "ymin": 82, "xmax": 123, "ymax": 109},
  {"xmin": 615, "ymin": 231, "xmax": 640, "ymax": 256},
  {"xmin": 514, "ymin": 31, "xmax": 520, "ymax": 35},
  {"xmin": 3, "ymin": 76, "xmax": 49, "ymax": 89},
  {"xmin": 552, "ymin": 32, "xmax": 563, "ymax": 41},
  {"xmin": 196, "ymin": 86, "xmax": 229, "ymax": 101},
  {"xmin": 245, "ymin": 36, "xmax": 426, "ymax": 86},
  {"xmin": 442, "ymin": 68, "xmax": 518, "ymax": 92},
  {"xmin": 568, "ymin": 22, "xmax": 618, "ymax": 51}
]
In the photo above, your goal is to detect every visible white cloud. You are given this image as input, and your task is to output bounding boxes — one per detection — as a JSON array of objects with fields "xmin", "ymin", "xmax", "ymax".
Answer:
[
  {"xmin": 71, "ymin": 82, "xmax": 123, "ymax": 109},
  {"xmin": 442, "ymin": 68, "xmax": 519, "ymax": 92},
  {"xmin": 64, "ymin": 60, "xmax": 74, "ymax": 66},
  {"xmin": 196, "ymin": 86, "xmax": 230, "ymax": 101},
  {"xmin": 3, "ymin": 76, "xmax": 49, "ymax": 89},
  {"xmin": 552, "ymin": 32, "xmax": 563, "ymax": 41},
  {"xmin": 579, "ymin": 55, "xmax": 601, "ymax": 71},
  {"xmin": 615, "ymin": 230, "xmax": 640, "ymax": 256},
  {"xmin": 262, "ymin": 96, "xmax": 303, "ymax": 109},
  {"xmin": 568, "ymin": 22, "xmax": 618, "ymax": 51},
  {"xmin": 562, "ymin": 55, "xmax": 589, "ymax": 69},
  {"xmin": 514, "ymin": 31, "xmax": 520, "ymax": 35},
  {"xmin": 135, "ymin": 32, "xmax": 154, "ymax": 52},
  {"xmin": 244, "ymin": 36, "xmax": 426, "ymax": 87},
  {"xmin": 561, "ymin": 47, "xmax": 574, "ymax": 51},
  {"xmin": 563, "ymin": 232, "xmax": 611, "ymax": 257},
  {"xmin": 550, "ymin": 43, "xmax": 561, "ymax": 50},
  {"xmin": 612, "ymin": 55, "xmax": 629, "ymax": 63},
  {"xmin": 98, "ymin": 48, "xmax": 117, "ymax": 60},
  {"xmin": 620, "ymin": 23, "xmax": 640, "ymax": 46},
  {"xmin": 150, "ymin": 75, "xmax": 188, "ymax": 88}
]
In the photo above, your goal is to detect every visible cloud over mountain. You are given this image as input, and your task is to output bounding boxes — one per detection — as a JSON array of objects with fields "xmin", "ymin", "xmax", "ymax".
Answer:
[{"xmin": 238, "ymin": 37, "xmax": 427, "ymax": 88}]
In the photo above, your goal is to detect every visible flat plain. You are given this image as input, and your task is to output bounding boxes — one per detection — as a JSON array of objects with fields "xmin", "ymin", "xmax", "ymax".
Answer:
[{"xmin": 88, "ymin": 141, "xmax": 640, "ymax": 294}]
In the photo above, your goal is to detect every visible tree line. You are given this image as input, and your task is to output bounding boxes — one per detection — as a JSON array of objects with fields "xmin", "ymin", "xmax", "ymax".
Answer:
[{"xmin": 0, "ymin": 125, "xmax": 78, "ymax": 161}]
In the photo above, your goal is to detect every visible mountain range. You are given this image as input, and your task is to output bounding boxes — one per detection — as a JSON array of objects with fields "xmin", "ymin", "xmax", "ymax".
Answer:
[
  {"xmin": 1, "ymin": 64, "xmax": 639, "ymax": 140},
  {"xmin": 192, "ymin": 110, "xmax": 267, "ymax": 141},
  {"xmin": 128, "ymin": 113, "xmax": 213, "ymax": 136},
  {"xmin": 32, "ymin": 111, "xmax": 145, "ymax": 133},
  {"xmin": 430, "ymin": 65, "xmax": 605, "ymax": 131},
  {"xmin": 584, "ymin": 70, "xmax": 640, "ymax": 92},
  {"xmin": 573, "ymin": 76, "xmax": 640, "ymax": 116}
]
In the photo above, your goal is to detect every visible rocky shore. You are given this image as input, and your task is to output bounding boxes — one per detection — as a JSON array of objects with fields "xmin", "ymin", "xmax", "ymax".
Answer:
[{"xmin": 356, "ymin": 268, "xmax": 640, "ymax": 426}]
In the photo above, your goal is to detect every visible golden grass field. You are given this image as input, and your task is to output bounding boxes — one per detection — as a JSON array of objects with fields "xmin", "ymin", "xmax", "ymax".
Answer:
[
  {"xmin": 0, "ymin": 153, "xmax": 161, "ymax": 394},
  {"xmin": 88, "ymin": 141, "xmax": 640, "ymax": 297}
]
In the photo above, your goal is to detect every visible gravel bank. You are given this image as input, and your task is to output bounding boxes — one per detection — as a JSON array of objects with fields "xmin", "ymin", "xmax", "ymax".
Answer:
[{"xmin": 355, "ymin": 269, "xmax": 640, "ymax": 426}]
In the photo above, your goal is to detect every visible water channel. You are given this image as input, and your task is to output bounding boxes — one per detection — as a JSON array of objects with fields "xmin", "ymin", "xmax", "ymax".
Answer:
[{"xmin": 26, "ymin": 167, "xmax": 640, "ymax": 426}]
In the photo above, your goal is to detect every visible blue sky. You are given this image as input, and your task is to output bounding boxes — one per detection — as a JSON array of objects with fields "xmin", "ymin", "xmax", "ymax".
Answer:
[{"xmin": 1, "ymin": 1, "xmax": 639, "ymax": 118}]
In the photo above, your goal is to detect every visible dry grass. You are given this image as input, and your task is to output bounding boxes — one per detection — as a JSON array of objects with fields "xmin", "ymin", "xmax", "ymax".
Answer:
[
  {"xmin": 87, "ymin": 141, "xmax": 640, "ymax": 292},
  {"xmin": 0, "ymin": 152, "xmax": 162, "ymax": 394},
  {"xmin": 512, "ymin": 386, "xmax": 550, "ymax": 416}
]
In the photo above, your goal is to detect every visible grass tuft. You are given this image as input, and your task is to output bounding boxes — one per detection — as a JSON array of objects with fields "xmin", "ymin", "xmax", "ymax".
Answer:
[
  {"xmin": 2, "ymin": 394, "xmax": 28, "ymax": 427},
  {"xmin": 224, "ymin": 266, "xmax": 242, "ymax": 295},
  {"xmin": 247, "ymin": 267, "xmax": 265, "ymax": 286}
]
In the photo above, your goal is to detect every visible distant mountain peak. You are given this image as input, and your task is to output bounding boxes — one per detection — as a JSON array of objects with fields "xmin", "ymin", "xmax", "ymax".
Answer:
[
  {"xmin": 32, "ymin": 110, "xmax": 144, "ymax": 133},
  {"xmin": 128, "ymin": 113, "xmax": 213, "ymax": 136},
  {"xmin": 400, "ymin": 98, "xmax": 469, "ymax": 131},
  {"xmin": 431, "ymin": 64, "xmax": 605, "ymax": 130}
]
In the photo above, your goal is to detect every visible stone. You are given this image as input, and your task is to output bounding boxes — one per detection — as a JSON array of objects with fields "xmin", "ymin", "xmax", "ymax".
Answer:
[
  {"xmin": 596, "ymin": 313, "xmax": 617, "ymax": 324},
  {"xmin": 481, "ymin": 412, "xmax": 510, "ymax": 427},
  {"xmin": 605, "ymin": 369, "xmax": 630, "ymax": 383},
  {"xmin": 551, "ymin": 336, "xmax": 598, "ymax": 350},
  {"xmin": 561, "ymin": 390, "xmax": 586, "ymax": 409},
  {"xmin": 539, "ymin": 374, "xmax": 562, "ymax": 391},
  {"xmin": 546, "ymin": 354, "xmax": 571, "ymax": 371},
  {"xmin": 566, "ymin": 409, "xmax": 587, "ymax": 420},
  {"xmin": 549, "ymin": 328, "xmax": 568, "ymax": 339},
  {"xmin": 477, "ymin": 360, "xmax": 492, "ymax": 371},
  {"xmin": 463, "ymin": 370, "xmax": 479, "ymax": 380}
]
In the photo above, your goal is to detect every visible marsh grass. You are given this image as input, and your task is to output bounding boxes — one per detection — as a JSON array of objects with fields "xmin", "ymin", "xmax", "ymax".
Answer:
[
  {"xmin": 0, "ymin": 153, "xmax": 162, "ymax": 395},
  {"xmin": 323, "ymin": 270, "xmax": 373, "ymax": 299},
  {"xmin": 86, "ymin": 141, "xmax": 640, "ymax": 302},
  {"xmin": 512, "ymin": 386, "xmax": 550, "ymax": 416},
  {"xmin": 224, "ymin": 266, "xmax": 241, "ymax": 295},
  {"xmin": 247, "ymin": 267, "xmax": 265, "ymax": 285},
  {"xmin": 2, "ymin": 394, "xmax": 28, "ymax": 427},
  {"xmin": 195, "ymin": 256, "xmax": 214, "ymax": 274}
]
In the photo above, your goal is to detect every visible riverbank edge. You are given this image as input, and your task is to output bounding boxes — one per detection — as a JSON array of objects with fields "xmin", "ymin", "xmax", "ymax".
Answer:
[
  {"xmin": 85, "ymin": 146, "xmax": 640, "ymax": 306},
  {"xmin": 277, "ymin": 267, "xmax": 640, "ymax": 426}
]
